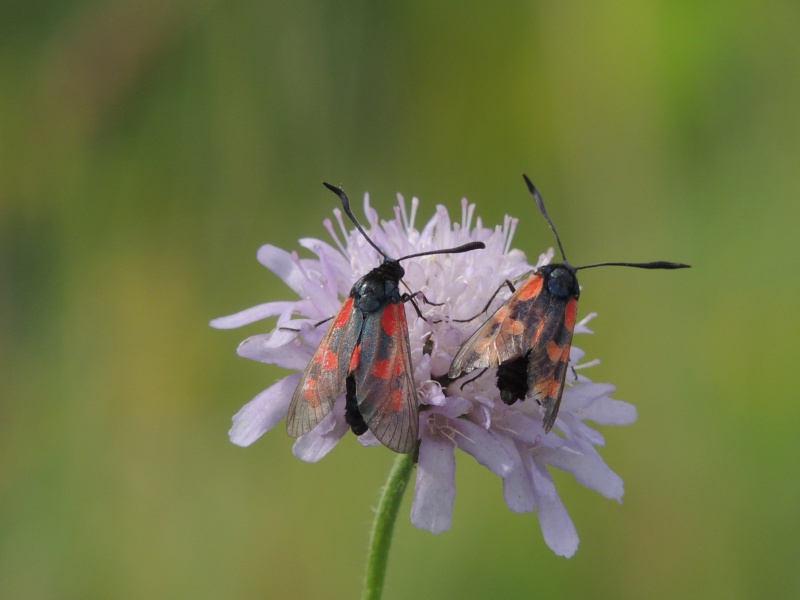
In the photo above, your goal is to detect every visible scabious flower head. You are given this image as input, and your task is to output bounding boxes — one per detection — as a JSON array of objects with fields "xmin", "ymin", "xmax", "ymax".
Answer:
[{"xmin": 212, "ymin": 192, "xmax": 637, "ymax": 557}]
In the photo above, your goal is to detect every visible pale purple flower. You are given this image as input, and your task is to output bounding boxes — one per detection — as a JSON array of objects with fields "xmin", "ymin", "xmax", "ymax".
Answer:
[{"xmin": 212, "ymin": 192, "xmax": 637, "ymax": 557}]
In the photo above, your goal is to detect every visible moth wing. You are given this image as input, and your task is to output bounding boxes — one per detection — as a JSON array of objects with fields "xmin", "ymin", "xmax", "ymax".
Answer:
[
  {"xmin": 449, "ymin": 273, "xmax": 553, "ymax": 377},
  {"xmin": 352, "ymin": 302, "xmax": 418, "ymax": 453},
  {"xmin": 526, "ymin": 297, "xmax": 578, "ymax": 432},
  {"xmin": 287, "ymin": 297, "xmax": 363, "ymax": 438}
]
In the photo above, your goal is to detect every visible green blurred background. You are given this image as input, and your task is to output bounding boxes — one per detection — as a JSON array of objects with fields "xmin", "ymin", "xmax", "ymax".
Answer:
[{"xmin": 2, "ymin": 1, "xmax": 799, "ymax": 598}]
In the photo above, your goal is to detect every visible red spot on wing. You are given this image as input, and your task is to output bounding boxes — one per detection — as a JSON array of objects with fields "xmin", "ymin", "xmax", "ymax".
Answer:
[
  {"xmin": 348, "ymin": 345, "xmax": 361, "ymax": 373},
  {"xmin": 302, "ymin": 378, "xmax": 318, "ymax": 402},
  {"xmin": 314, "ymin": 342, "xmax": 327, "ymax": 363},
  {"xmin": 322, "ymin": 350, "xmax": 338, "ymax": 371},
  {"xmin": 394, "ymin": 356, "xmax": 405, "ymax": 376},
  {"xmin": 507, "ymin": 318, "xmax": 525, "ymax": 335},
  {"xmin": 564, "ymin": 298, "xmax": 578, "ymax": 331},
  {"xmin": 546, "ymin": 340, "xmax": 562, "ymax": 362},
  {"xmin": 370, "ymin": 358, "xmax": 405, "ymax": 379},
  {"xmin": 516, "ymin": 275, "xmax": 543, "ymax": 301},
  {"xmin": 333, "ymin": 298, "xmax": 354, "ymax": 330},
  {"xmin": 381, "ymin": 304, "xmax": 400, "ymax": 337},
  {"xmin": 532, "ymin": 318, "xmax": 547, "ymax": 344},
  {"xmin": 494, "ymin": 306, "xmax": 510, "ymax": 322},
  {"xmin": 533, "ymin": 377, "xmax": 561, "ymax": 399},
  {"xmin": 371, "ymin": 359, "xmax": 391, "ymax": 380}
]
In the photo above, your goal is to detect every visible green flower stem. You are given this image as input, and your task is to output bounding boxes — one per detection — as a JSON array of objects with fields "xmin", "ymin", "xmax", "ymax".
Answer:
[{"xmin": 362, "ymin": 452, "xmax": 415, "ymax": 600}]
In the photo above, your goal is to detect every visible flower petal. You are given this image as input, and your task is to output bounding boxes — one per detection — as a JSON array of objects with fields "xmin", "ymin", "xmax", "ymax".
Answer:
[
  {"xmin": 557, "ymin": 414, "xmax": 607, "ymax": 447},
  {"xmin": 562, "ymin": 382, "xmax": 617, "ymax": 411},
  {"xmin": 237, "ymin": 333, "xmax": 314, "ymax": 370},
  {"xmin": 412, "ymin": 435, "xmax": 457, "ymax": 534},
  {"xmin": 357, "ymin": 431, "xmax": 382, "ymax": 447},
  {"xmin": 503, "ymin": 442, "xmax": 535, "ymax": 513},
  {"xmin": 535, "ymin": 446, "xmax": 624, "ymax": 501},
  {"xmin": 503, "ymin": 409, "xmax": 545, "ymax": 445},
  {"xmin": 292, "ymin": 399, "xmax": 349, "ymax": 462},
  {"xmin": 451, "ymin": 418, "xmax": 514, "ymax": 477},
  {"xmin": 530, "ymin": 459, "xmax": 579, "ymax": 558},
  {"xmin": 256, "ymin": 245, "xmax": 308, "ymax": 296},
  {"xmin": 210, "ymin": 301, "xmax": 297, "ymax": 329},
  {"xmin": 580, "ymin": 397, "xmax": 638, "ymax": 426},
  {"xmin": 229, "ymin": 374, "xmax": 300, "ymax": 447},
  {"xmin": 573, "ymin": 312, "xmax": 597, "ymax": 335},
  {"xmin": 432, "ymin": 397, "xmax": 472, "ymax": 418},
  {"xmin": 298, "ymin": 237, "xmax": 351, "ymax": 280}
]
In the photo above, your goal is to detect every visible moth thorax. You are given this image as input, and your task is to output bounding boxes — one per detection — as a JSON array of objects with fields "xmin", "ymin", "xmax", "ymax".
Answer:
[
  {"xmin": 353, "ymin": 276, "xmax": 388, "ymax": 312},
  {"xmin": 377, "ymin": 259, "xmax": 405, "ymax": 281},
  {"xmin": 547, "ymin": 266, "xmax": 578, "ymax": 298}
]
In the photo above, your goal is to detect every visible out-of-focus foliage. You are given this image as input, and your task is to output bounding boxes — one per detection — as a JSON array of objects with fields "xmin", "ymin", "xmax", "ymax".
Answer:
[{"xmin": 2, "ymin": 1, "xmax": 798, "ymax": 598}]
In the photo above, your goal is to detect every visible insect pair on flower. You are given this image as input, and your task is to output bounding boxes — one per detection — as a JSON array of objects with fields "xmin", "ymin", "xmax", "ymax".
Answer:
[{"xmin": 287, "ymin": 177, "xmax": 690, "ymax": 453}]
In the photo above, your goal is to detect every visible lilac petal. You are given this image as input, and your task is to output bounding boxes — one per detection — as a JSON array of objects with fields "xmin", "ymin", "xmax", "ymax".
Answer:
[
  {"xmin": 257, "ymin": 245, "xmax": 308, "ymax": 296},
  {"xmin": 573, "ymin": 312, "xmax": 597, "ymax": 335},
  {"xmin": 401, "ymin": 259, "xmax": 427, "ymax": 290},
  {"xmin": 557, "ymin": 414, "xmax": 607, "ymax": 447},
  {"xmin": 503, "ymin": 442, "xmax": 535, "ymax": 513},
  {"xmin": 469, "ymin": 403, "xmax": 493, "ymax": 429},
  {"xmin": 569, "ymin": 347, "xmax": 586, "ymax": 363},
  {"xmin": 229, "ymin": 374, "xmax": 300, "ymax": 447},
  {"xmin": 430, "ymin": 350, "xmax": 453, "ymax": 378},
  {"xmin": 419, "ymin": 389, "xmax": 449, "ymax": 412},
  {"xmin": 451, "ymin": 419, "xmax": 514, "ymax": 477},
  {"xmin": 504, "ymin": 409, "xmax": 545, "ymax": 445},
  {"xmin": 210, "ymin": 301, "xmax": 297, "ymax": 329},
  {"xmin": 298, "ymin": 237, "xmax": 350, "ymax": 278},
  {"xmin": 237, "ymin": 334, "xmax": 313, "ymax": 370},
  {"xmin": 535, "ymin": 446, "xmax": 624, "ymax": 501},
  {"xmin": 580, "ymin": 397, "xmax": 638, "ymax": 426},
  {"xmin": 357, "ymin": 430, "xmax": 382, "ymax": 447},
  {"xmin": 433, "ymin": 397, "xmax": 472, "ymax": 419},
  {"xmin": 412, "ymin": 434, "xmax": 457, "ymax": 534},
  {"xmin": 317, "ymin": 256, "xmax": 350, "ymax": 311},
  {"xmin": 562, "ymin": 382, "xmax": 617, "ymax": 411},
  {"xmin": 533, "ymin": 429, "xmax": 569, "ymax": 450},
  {"xmin": 529, "ymin": 459, "xmax": 579, "ymax": 558},
  {"xmin": 294, "ymin": 255, "xmax": 344, "ymax": 317},
  {"xmin": 292, "ymin": 406, "xmax": 349, "ymax": 462},
  {"xmin": 413, "ymin": 356, "xmax": 433, "ymax": 390}
]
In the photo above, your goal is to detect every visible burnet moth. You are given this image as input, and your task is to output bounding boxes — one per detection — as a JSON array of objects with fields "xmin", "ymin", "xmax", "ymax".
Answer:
[
  {"xmin": 448, "ymin": 174, "xmax": 690, "ymax": 433},
  {"xmin": 286, "ymin": 182, "xmax": 486, "ymax": 453}
]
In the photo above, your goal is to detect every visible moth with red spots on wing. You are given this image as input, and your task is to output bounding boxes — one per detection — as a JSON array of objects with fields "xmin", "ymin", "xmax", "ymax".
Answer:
[
  {"xmin": 287, "ymin": 182, "xmax": 485, "ymax": 454},
  {"xmin": 448, "ymin": 174, "xmax": 690, "ymax": 433}
]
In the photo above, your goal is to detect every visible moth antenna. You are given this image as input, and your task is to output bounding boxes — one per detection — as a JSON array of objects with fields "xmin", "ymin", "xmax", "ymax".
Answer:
[
  {"xmin": 522, "ymin": 173, "xmax": 568, "ymax": 263},
  {"xmin": 323, "ymin": 182, "xmax": 389, "ymax": 260},
  {"xmin": 325, "ymin": 181, "xmax": 484, "ymax": 261},
  {"xmin": 576, "ymin": 261, "xmax": 691, "ymax": 271},
  {"xmin": 399, "ymin": 241, "xmax": 485, "ymax": 262}
]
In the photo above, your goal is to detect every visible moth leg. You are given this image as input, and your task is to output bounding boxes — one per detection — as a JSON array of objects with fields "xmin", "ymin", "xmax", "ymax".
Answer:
[
  {"xmin": 453, "ymin": 280, "xmax": 516, "ymax": 323},
  {"xmin": 414, "ymin": 292, "xmax": 444, "ymax": 307},
  {"xmin": 279, "ymin": 315, "xmax": 335, "ymax": 332},
  {"xmin": 402, "ymin": 292, "xmax": 426, "ymax": 320},
  {"xmin": 458, "ymin": 367, "xmax": 489, "ymax": 390}
]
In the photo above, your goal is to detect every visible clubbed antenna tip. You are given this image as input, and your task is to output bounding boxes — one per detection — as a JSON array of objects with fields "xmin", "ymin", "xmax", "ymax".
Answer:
[
  {"xmin": 522, "ymin": 173, "xmax": 569, "ymax": 263},
  {"xmin": 323, "ymin": 181, "xmax": 389, "ymax": 260}
]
